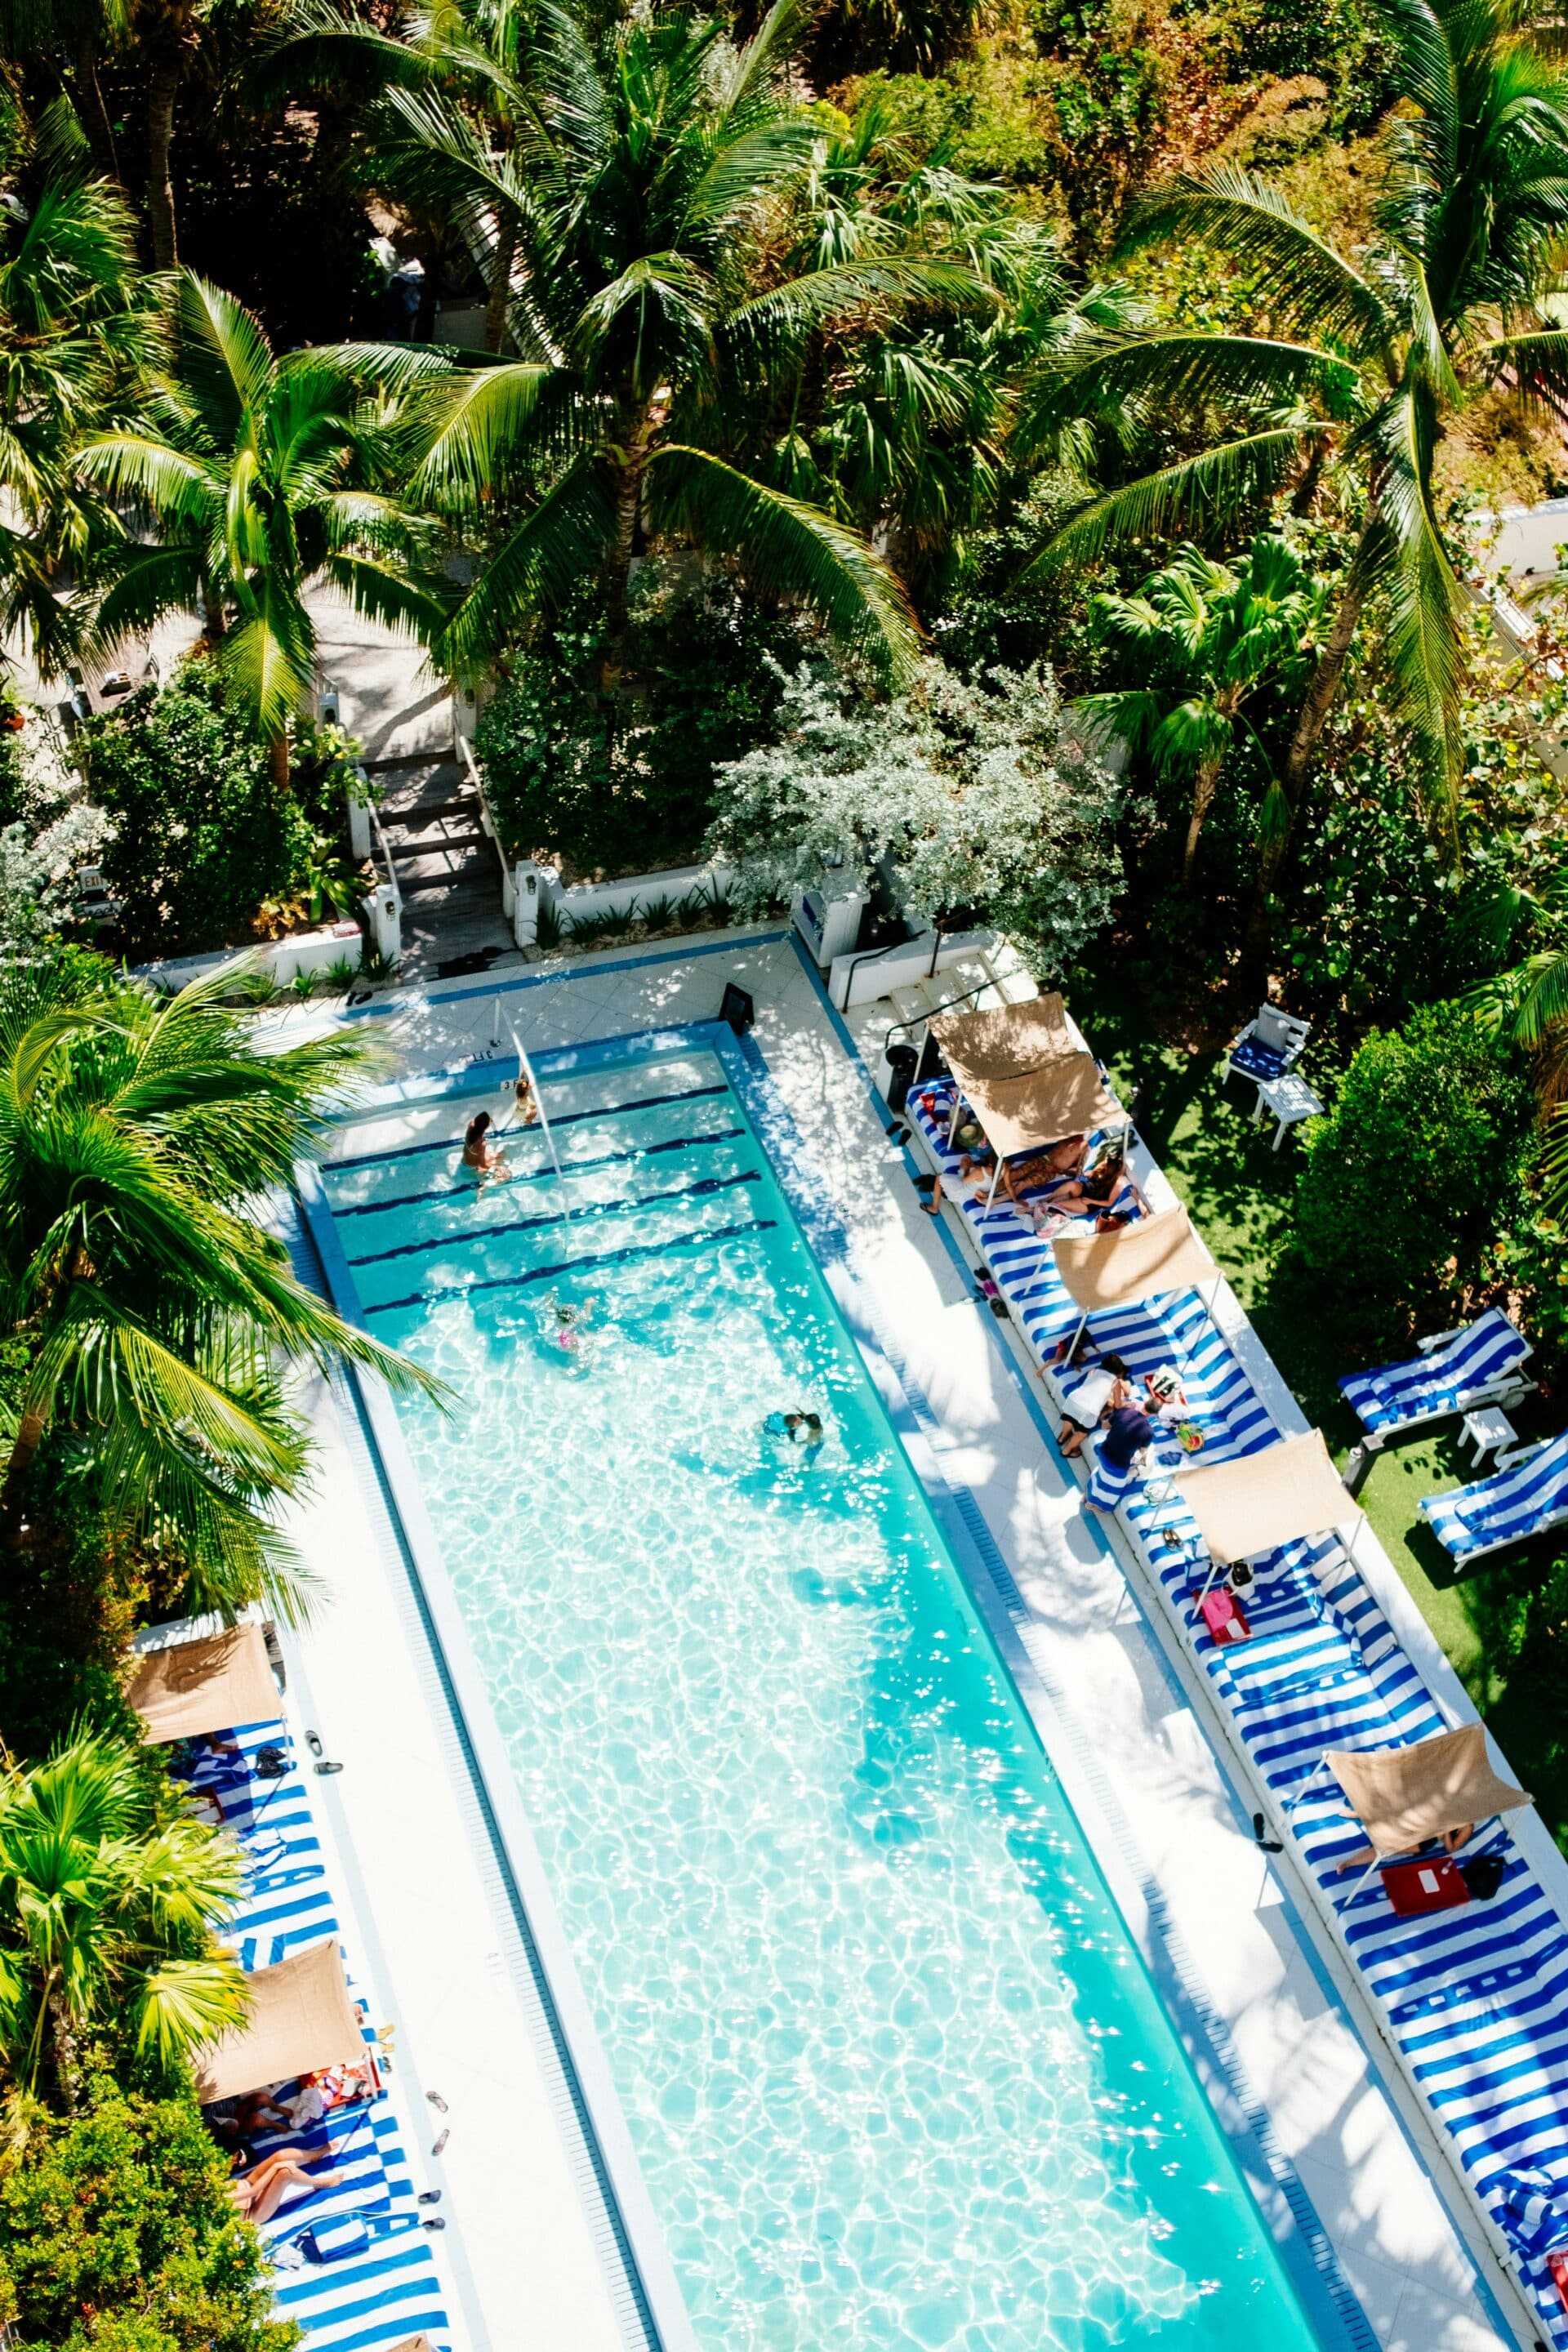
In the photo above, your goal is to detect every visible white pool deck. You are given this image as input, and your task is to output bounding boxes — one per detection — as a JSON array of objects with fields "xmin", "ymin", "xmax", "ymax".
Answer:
[{"xmin": 276, "ymin": 925, "xmax": 1539, "ymax": 2352}]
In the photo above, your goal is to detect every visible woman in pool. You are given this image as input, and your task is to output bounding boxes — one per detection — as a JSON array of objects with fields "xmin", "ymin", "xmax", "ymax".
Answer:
[
  {"xmin": 512, "ymin": 1073, "xmax": 541, "ymax": 1126},
  {"xmin": 764, "ymin": 1410, "xmax": 825, "ymax": 1453},
  {"xmin": 463, "ymin": 1109, "xmax": 510, "ymax": 1188}
]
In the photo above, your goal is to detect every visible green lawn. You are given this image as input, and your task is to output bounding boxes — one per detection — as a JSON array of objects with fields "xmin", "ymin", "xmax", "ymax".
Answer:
[{"xmin": 1089, "ymin": 1000, "xmax": 1568, "ymax": 1846}]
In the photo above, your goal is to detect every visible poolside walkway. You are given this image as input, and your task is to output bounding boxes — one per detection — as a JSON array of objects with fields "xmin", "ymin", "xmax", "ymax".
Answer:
[{"xmin": 278, "ymin": 924, "xmax": 1522, "ymax": 2352}]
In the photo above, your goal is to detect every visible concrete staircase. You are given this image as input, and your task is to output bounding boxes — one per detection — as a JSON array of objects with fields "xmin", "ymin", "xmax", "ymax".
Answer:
[{"xmin": 375, "ymin": 753, "xmax": 515, "ymax": 981}]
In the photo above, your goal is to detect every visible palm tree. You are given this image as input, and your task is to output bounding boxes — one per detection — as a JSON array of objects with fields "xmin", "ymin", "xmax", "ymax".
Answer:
[
  {"xmin": 75, "ymin": 270, "xmax": 449, "ymax": 788},
  {"xmin": 382, "ymin": 0, "xmax": 984, "ymax": 684},
  {"xmin": 0, "ymin": 959, "xmax": 439, "ymax": 1620},
  {"xmin": 1471, "ymin": 868, "xmax": 1568, "ymax": 1206},
  {"xmin": 1078, "ymin": 534, "xmax": 1325, "ymax": 880},
  {"xmin": 0, "ymin": 151, "xmax": 161, "ymax": 677},
  {"xmin": 0, "ymin": 1726, "xmax": 247, "ymax": 2107},
  {"xmin": 1027, "ymin": 0, "xmax": 1568, "ymax": 920}
]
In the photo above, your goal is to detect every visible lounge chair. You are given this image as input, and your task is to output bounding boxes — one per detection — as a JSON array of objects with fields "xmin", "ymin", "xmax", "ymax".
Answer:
[
  {"xmin": 1420, "ymin": 1430, "xmax": 1568, "ymax": 1565},
  {"xmin": 1221, "ymin": 1003, "xmax": 1310, "ymax": 1089},
  {"xmin": 1339, "ymin": 1307, "xmax": 1535, "ymax": 1448}
]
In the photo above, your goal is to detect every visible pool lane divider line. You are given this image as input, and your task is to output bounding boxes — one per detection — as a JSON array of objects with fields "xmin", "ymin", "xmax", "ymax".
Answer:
[
  {"xmin": 294, "ymin": 1160, "xmax": 703, "ymax": 2352},
  {"xmin": 347, "ymin": 1167, "xmax": 761, "ymax": 1267},
  {"xmin": 360, "ymin": 1215, "xmax": 777, "ymax": 1316},
  {"xmin": 327, "ymin": 1126, "xmax": 748, "ymax": 1221},
  {"xmin": 329, "ymin": 1083, "xmax": 731, "ymax": 1172}
]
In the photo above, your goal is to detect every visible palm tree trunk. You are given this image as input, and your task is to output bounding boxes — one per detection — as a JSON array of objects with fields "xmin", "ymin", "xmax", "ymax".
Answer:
[
  {"xmin": 1182, "ymin": 750, "xmax": 1225, "ymax": 884},
  {"xmin": 268, "ymin": 732, "xmax": 291, "ymax": 793},
  {"xmin": 0, "ymin": 1406, "xmax": 49, "ymax": 1553},
  {"xmin": 47, "ymin": 1987, "xmax": 85, "ymax": 2111},
  {"xmin": 602, "ymin": 404, "xmax": 657, "ymax": 690},
  {"xmin": 75, "ymin": 38, "xmax": 120, "ymax": 182},
  {"xmin": 147, "ymin": 53, "xmax": 183, "ymax": 270},
  {"xmin": 483, "ymin": 211, "xmax": 518, "ymax": 356},
  {"xmin": 1244, "ymin": 534, "xmax": 1371, "ymax": 957}
]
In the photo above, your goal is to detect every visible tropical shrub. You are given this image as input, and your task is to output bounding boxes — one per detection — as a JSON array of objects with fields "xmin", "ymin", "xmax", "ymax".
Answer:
[
  {"xmin": 707, "ymin": 654, "xmax": 1127, "ymax": 973},
  {"xmin": 73, "ymin": 666, "xmax": 318, "ymax": 959},
  {"xmin": 1292, "ymin": 1001, "xmax": 1531, "ymax": 1348},
  {"xmin": 0, "ymin": 2078, "xmax": 295, "ymax": 2352},
  {"xmin": 475, "ymin": 574, "xmax": 803, "ymax": 880},
  {"xmin": 0, "ymin": 724, "xmax": 114, "ymax": 959}
]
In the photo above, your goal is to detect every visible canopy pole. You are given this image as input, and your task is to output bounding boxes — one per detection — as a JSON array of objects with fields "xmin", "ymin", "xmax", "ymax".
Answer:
[
  {"xmin": 509, "ymin": 1024, "xmax": 568, "ymax": 1217},
  {"xmin": 1067, "ymin": 1307, "xmax": 1089, "ymax": 1365},
  {"xmin": 985, "ymin": 1157, "xmax": 1003, "ymax": 1208},
  {"xmin": 1284, "ymin": 1756, "xmax": 1333, "ymax": 1819}
]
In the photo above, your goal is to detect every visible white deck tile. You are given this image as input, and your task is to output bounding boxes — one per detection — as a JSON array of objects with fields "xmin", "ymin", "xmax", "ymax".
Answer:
[{"xmin": 284, "ymin": 928, "xmax": 1519, "ymax": 2352}]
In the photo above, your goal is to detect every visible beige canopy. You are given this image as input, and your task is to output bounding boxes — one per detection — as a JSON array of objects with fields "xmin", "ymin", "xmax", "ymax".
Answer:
[
  {"xmin": 1328, "ymin": 1724, "xmax": 1530, "ymax": 1858},
  {"xmin": 195, "ymin": 1940, "xmax": 363, "ymax": 2104},
  {"xmin": 956, "ymin": 1052, "xmax": 1122, "ymax": 1162},
  {"xmin": 128, "ymin": 1625, "xmax": 278, "ymax": 1745},
  {"xmin": 1173, "ymin": 1430, "xmax": 1362, "ymax": 1566},
  {"xmin": 1054, "ymin": 1205, "xmax": 1216, "ymax": 1312},
  {"xmin": 930, "ymin": 992, "xmax": 1072, "ymax": 1081}
]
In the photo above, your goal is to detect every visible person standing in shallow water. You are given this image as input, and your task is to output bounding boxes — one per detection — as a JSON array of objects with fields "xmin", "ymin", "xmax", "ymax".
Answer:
[{"xmin": 463, "ymin": 1108, "xmax": 510, "ymax": 1189}]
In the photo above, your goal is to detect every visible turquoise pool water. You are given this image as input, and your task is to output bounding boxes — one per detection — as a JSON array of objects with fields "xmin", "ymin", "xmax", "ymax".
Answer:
[{"xmin": 321, "ymin": 1047, "xmax": 1324, "ymax": 2352}]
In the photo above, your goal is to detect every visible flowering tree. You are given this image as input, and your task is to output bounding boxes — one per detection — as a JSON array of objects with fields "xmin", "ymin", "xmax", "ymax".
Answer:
[
  {"xmin": 0, "ymin": 721, "xmax": 114, "ymax": 956},
  {"xmin": 706, "ymin": 656, "xmax": 1126, "ymax": 970}
]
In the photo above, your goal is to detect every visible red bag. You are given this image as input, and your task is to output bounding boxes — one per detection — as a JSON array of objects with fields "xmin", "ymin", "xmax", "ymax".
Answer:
[
  {"xmin": 1199, "ymin": 1587, "xmax": 1250, "ymax": 1644},
  {"xmin": 1380, "ymin": 1855, "xmax": 1471, "ymax": 1915},
  {"xmin": 1548, "ymin": 2249, "xmax": 1568, "ymax": 2314}
]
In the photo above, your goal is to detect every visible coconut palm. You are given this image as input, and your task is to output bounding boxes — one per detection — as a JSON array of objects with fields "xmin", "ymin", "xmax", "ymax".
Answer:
[
  {"xmin": 383, "ymin": 0, "xmax": 985, "ymax": 683},
  {"xmin": 1026, "ymin": 0, "xmax": 1568, "ymax": 916},
  {"xmin": 1078, "ymin": 534, "xmax": 1325, "ymax": 880},
  {"xmin": 0, "ymin": 149, "xmax": 161, "ymax": 676},
  {"xmin": 0, "ymin": 959, "xmax": 439, "ymax": 1620},
  {"xmin": 75, "ymin": 270, "xmax": 450, "ymax": 787},
  {"xmin": 0, "ymin": 1726, "xmax": 247, "ymax": 2106}
]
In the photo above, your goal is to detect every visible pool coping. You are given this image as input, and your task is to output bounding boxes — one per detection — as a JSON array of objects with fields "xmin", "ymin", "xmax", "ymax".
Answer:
[{"xmin": 298, "ymin": 1013, "xmax": 1388, "ymax": 2352}]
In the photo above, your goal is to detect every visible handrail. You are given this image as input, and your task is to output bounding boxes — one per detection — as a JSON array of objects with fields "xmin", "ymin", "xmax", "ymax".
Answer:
[{"xmin": 880, "ymin": 963, "xmax": 1005, "ymax": 1058}]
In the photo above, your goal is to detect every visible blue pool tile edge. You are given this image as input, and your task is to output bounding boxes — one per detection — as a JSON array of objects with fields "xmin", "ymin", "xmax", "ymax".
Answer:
[{"xmin": 301, "ymin": 1010, "xmax": 1379, "ymax": 2352}]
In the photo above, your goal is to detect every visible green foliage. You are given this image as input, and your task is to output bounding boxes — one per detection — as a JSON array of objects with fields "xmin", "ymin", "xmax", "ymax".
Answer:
[
  {"xmin": 474, "ymin": 572, "xmax": 802, "ymax": 880},
  {"xmin": 0, "ymin": 2077, "xmax": 295, "ymax": 2352},
  {"xmin": 74, "ymin": 664, "xmax": 316, "ymax": 959},
  {"xmin": 1292, "ymin": 1001, "xmax": 1530, "ymax": 1348}
]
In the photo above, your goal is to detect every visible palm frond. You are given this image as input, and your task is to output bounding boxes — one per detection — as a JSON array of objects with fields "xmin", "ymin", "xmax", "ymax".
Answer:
[{"xmin": 1022, "ymin": 425, "xmax": 1332, "ymax": 572}]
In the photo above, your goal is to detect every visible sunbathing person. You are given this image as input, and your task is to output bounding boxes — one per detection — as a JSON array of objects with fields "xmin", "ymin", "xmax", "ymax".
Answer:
[
  {"xmin": 1049, "ymin": 1147, "xmax": 1145, "ymax": 1219},
  {"xmin": 995, "ymin": 1134, "xmax": 1087, "ymax": 1210},
  {"xmin": 229, "ymin": 2149, "xmax": 344, "ymax": 2224}
]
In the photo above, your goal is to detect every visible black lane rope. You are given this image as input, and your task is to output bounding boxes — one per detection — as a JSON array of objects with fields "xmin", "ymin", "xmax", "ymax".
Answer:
[
  {"xmin": 328, "ymin": 1082, "xmax": 730, "ymax": 1174},
  {"xmin": 326, "ymin": 1124, "xmax": 746, "ymax": 1221},
  {"xmin": 363, "ymin": 1217, "xmax": 777, "ymax": 1315},
  {"xmin": 347, "ymin": 1169, "xmax": 761, "ymax": 1268}
]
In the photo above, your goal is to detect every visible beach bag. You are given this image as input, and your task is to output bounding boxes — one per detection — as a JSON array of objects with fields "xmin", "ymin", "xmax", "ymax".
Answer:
[
  {"xmin": 1381, "ymin": 1856, "xmax": 1470, "ymax": 1915},
  {"xmin": 255, "ymin": 1745, "xmax": 287, "ymax": 1780},
  {"xmin": 1199, "ymin": 1587, "xmax": 1250, "ymax": 1645},
  {"xmin": 298, "ymin": 2217, "xmax": 369, "ymax": 2265}
]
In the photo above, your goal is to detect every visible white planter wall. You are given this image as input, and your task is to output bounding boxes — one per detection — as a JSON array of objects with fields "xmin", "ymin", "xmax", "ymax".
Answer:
[{"xmin": 139, "ymin": 920, "xmax": 364, "ymax": 996}]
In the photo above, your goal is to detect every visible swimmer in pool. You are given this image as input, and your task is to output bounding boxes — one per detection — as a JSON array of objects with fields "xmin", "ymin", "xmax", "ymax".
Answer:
[
  {"xmin": 512, "ymin": 1073, "xmax": 541, "ymax": 1126},
  {"xmin": 463, "ymin": 1109, "xmax": 510, "ymax": 1188},
  {"xmin": 764, "ymin": 1409, "xmax": 825, "ymax": 1452}
]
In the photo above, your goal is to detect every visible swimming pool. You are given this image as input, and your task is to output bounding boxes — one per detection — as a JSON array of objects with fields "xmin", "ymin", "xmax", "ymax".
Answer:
[{"xmin": 315, "ymin": 1036, "xmax": 1327, "ymax": 2352}]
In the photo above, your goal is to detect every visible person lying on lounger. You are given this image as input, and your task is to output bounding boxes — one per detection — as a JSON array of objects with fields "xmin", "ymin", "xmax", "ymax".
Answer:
[
  {"xmin": 1333, "ymin": 1822, "xmax": 1475, "ymax": 1874},
  {"xmin": 229, "ymin": 2149, "xmax": 345, "ymax": 2224},
  {"xmin": 1047, "ymin": 1147, "xmax": 1146, "ymax": 1220}
]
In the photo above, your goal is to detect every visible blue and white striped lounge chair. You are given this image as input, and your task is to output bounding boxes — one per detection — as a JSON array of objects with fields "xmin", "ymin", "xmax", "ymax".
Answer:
[
  {"xmin": 1421, "ymin": 1431, "xmax": 1568, "ymax": 1566},
  {"xmin": 170, "ymin": 1717, "xmax": 452, "ymax": 2352},
  {"xmin": 1221, "ymin": 1003, "xmax": 1310, "ymax": 1089},
  {"xmin": 1340, "ymin": 1308, "xmax": 1535, "ymax": 1448}
]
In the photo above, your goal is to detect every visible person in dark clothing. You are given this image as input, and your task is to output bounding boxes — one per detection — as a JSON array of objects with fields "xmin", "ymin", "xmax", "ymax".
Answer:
[{"xmin": 1085, "ymin": 1401, "xmax": 1153, "ymax": 1511}]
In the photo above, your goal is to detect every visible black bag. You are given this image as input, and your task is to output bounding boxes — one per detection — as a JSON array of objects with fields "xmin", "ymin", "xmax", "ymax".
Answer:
[
  {"xmin": 254, "ymin": 1744, "xmax": 288, "ymax": 1780},
  {"xmin": 1459, "ymin": 1851, "xmax": 1506, "ymax": 1900}
]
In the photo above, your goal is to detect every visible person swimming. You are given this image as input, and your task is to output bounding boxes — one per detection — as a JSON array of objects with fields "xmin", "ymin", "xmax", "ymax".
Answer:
[
  {"xmin": 764, "ymin": 1409, "xmax": 825, "ymax": 1451},
  {"xmin": 512, "ymin": 1073, "xmax": 541, "ymax": 1126},
  {"xmin": 541, "ymin": 1294, "xmax": 592, "ymax": 1372},
  {"xmin": 463, "ymin": 1109, "xmax": 510, "ymax": 1187}
]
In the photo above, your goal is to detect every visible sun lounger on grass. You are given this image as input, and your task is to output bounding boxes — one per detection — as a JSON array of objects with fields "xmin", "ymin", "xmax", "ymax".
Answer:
[
  {"xmin": 1421, "ymin": 1431, "xmax": 1568, "ymax": 1565},
  {"xmin": 1340, "ymin": 1308, "xmax": 1535, "ymax": 1447}
]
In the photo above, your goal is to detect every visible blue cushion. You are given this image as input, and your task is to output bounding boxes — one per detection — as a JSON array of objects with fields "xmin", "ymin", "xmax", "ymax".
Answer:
[{"xmin": 1231, "ymin": 1037, "xmax": 1287, "ymax": 1080}]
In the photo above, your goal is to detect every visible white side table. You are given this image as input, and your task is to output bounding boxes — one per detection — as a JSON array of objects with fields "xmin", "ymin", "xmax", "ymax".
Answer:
[
  {"xmin": 1461, "ymin": 1405, "xmax": 1517, "ymax": 1467},
  {"xmin": 1251, "ymin": 1071, "xmax": 1325, "ymax": 1149}
]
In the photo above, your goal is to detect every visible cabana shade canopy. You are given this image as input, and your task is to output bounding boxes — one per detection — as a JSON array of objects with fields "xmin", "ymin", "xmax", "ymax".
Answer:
[
  {"xmin": 1328, "ymin": 1725, "xmax": 1530, "ymax": 1858},
  {"xmin": 1173, "ymin": 1430, "xmax": 1362, "ymax": 1566},
  {"xmin": 954, "ymin": 1052, "xmax": 1120, "ymax": 1162},
  {"xmin": 128, "ymin": 1625, "xmax": 277, "ymax": 1744},
  {"xmin": 1053, "ymin": 1205, "xmax": 1216, "ymax": 1312},
  {"xmin": 195, "ymin": 1940, "xmax": 363, "ymax": 2103},
  {"xmin": 929, "ymin": 992, "xmax": 1072, "ymax": 1080}
]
